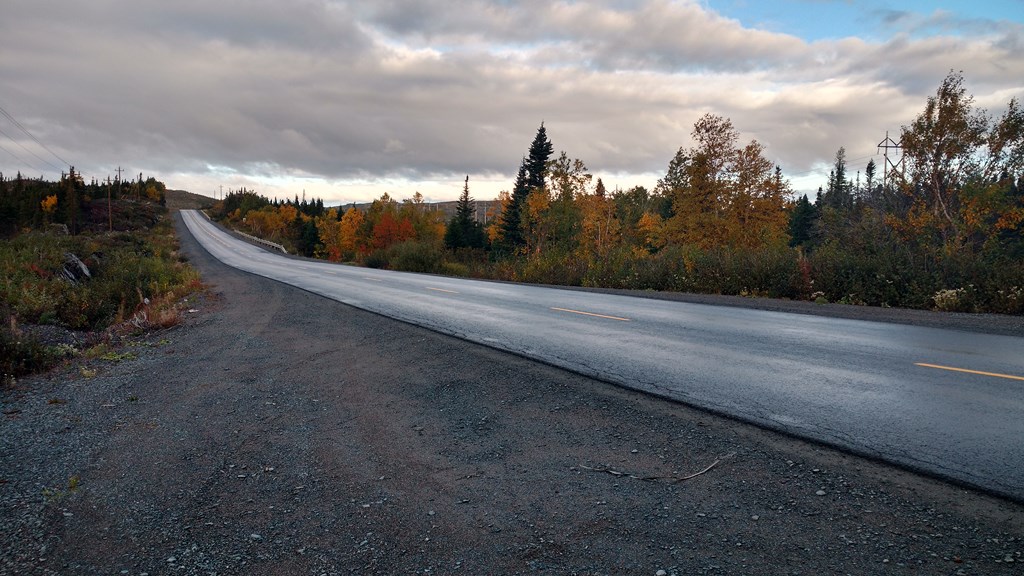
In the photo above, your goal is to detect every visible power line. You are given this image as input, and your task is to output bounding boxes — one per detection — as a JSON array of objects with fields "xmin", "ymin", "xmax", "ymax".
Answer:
[
  {"xmin": 784, "ymin": 151, "xmax": 880, "ymax": 179},
  {"xmin": 0, "ymin": 123, "xmax": 62, "ymax": 173},
  {"xmin": 0, "ymin": 104, "xmax": 70, "ymax": 168},
  {"xmin": 0, "ymin": 139, "xmax": 35, "ymax": 169},
  {"xmin": 0, "ymin": 134, "xmax": 50, "ymax": 175}
]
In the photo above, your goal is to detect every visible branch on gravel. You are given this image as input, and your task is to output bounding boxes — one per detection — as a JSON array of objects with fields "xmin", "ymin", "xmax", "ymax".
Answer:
[{"xmin": 579, "ymin": 452, "xmax": 734, "ymax": 483}]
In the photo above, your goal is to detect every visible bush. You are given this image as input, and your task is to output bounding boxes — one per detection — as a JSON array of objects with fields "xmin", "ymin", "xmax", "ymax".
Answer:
[
  {"xmin": 440, "ymin": 261, "xmax": 470, "ymax": 277},
  {"xmin": 387, "ymin": 241, "xmax": 443, "ymax": 273},
  {"xmin": 988, "ymin": 286, "xmax": 1023, "ymax": 314},
  {"xmin": 363, "ymin": 249, "xmax": 389, "ymax": 269},
  {"xmin": 1, "ymin": 317, "xmax": 57, "ymax": 386},
  {"xmin": 932, "ymin": 287, "xmax": 975, "ymax": 312},
  {"xmin": 518, "ymin": 250, "xmax": 586, "ymax": 286}
]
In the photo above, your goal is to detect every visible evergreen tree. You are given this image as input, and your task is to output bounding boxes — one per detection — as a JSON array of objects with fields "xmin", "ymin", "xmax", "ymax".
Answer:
[
  {"xmin": 655, "ymin": 147, "xmax": 689, "ymax": 195},
  {"xmin": 498, "ymin": 123, "xmax": 553, "ymax": 250},
  {"xmin": 525, "ymin": 122, "xmax": 554, "ymax": 191},
  {"xmin": 498, "ymin": 160, "xmax": 529, "ymax": 248},
  {"xmin": 788, "ymin": 194, "xmax": 817, "ymax": 247},
  {"xmin": 822, "ymin": 147, "xmax": 854, "ymax": 210},
  {"xmin": 296, "ymin": 219, "xmax": 320, "ymax": 257},
  {"xmin": 445, "ymin": 176, "xmax": 485, "ymax": 249}
]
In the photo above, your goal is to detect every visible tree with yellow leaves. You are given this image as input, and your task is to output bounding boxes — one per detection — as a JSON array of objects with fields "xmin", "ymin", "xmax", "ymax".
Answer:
[
  {"xmin": 315, "ymin": 209, "xmax": 344, "ymax": 261},
  {"xmin": 339, "ymin": 207, "xmax": 365, "ymax": 259},
  {"xmin": 40, "ymin": 194, "xmax": 58, "ymax": 223},
  {"xmin": 659, "ymin": 114, "xmax": 790, "ymax": 250},
  {"xmin": 576, "ymin": 192, "xmax": 619, "ymax": 259},
  {"xmin": 896, "ymin": 71, "xmax": 1024, "ymax": 255}
]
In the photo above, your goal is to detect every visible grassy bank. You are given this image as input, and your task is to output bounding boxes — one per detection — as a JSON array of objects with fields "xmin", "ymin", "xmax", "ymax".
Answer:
[{"xmin": 1, "ymin": 208, "xmax": 203, "ymax": 386}]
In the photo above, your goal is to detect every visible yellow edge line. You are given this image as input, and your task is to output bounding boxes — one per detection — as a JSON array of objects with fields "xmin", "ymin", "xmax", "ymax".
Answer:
[
  {"xmin": 426, "ymin": 287, "xmax": 458, "ymax": 294},
  {"xmin": 362, "ymin": 277, "xmax": 382, "ymax": 282},
  {"xmin": 551, "ymin": 307, "xmax": 631, "ymax": 322},
  {"xmin": 915, "ymin": 363, "xmax": 1024, "ymax": 382}
]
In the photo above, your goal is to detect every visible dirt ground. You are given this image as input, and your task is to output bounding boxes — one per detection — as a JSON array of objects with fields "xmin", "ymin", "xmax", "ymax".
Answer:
[{"xmin": 1, "ymin": 214, "xmax": 1022, "ymax": 575}]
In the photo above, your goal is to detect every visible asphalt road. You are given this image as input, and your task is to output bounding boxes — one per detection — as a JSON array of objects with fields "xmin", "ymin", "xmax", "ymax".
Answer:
[{"xmin": 180, "ymin": 209, "xmax": 1024, "ymax": 501}]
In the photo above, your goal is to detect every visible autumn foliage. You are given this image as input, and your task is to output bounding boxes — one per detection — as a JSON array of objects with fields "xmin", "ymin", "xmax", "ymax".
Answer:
[{"xmin": 212, "ymin": 72, "xmax": 1022, "ymax": 314}]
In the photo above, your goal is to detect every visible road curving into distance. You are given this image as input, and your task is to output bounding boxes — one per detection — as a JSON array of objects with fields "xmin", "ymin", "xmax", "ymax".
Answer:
[{"xmin": 181, "ymin": 209, "xmax": 1024, "ymax": 501}]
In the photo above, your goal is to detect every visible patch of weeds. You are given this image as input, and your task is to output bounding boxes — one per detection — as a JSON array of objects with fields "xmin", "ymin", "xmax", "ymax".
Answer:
[
  {"xmin": 84, "ymin": 343, "xmax": 135, "ymax": 362},
  {"xmin": 126, "ymin": 338, "xmax": 171, "ymax": 348},
  {"xmin": 42, "ymin": 475, "xmax": 81, "ymax": 504},
  {"xmin": 83, "ymin": 343, "xmax": 112, "ymax": 359},
  {"xmin": 1, "ymin": 316, "xmax": 58, "ymax": 384},
  {"xmin": 79, "ymin": 366, "xmax": 97, "ymax": 378},
  {"xmin": 53, "ymin": 343, "xmax": 79, "ymax": 358},
  {"xmin": 99, "ymin": 351, "xmax": 137, "ymax": 363},
  {"xmin": 127, "ymin": 394, "xmax": 138, "ymax": 402}
]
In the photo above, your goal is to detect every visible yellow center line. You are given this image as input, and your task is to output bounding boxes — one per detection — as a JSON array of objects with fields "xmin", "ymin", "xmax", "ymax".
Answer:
[
  {"xmin": 915, "ymin": 362, "xmax": 1024, "ymax": 382},
  {"xmin": 362, "ymin": 277, "xmax": 382, "ymax": 282},
  {"xmin": 426, "ymin": 287, "xmax": 459, "ymax": 294},
  {"xmin": 551, "ymin": 307, "xmax": 631, "ymax": 322}
]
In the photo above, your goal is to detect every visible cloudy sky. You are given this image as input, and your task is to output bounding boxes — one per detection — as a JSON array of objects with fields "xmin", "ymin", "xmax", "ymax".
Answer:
[{"xmin": 2, "ymin": 1, "xmax": 1022, "ymax": 204}]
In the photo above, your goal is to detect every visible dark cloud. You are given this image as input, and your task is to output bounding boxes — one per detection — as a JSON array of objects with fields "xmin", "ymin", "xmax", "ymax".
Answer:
[{"xmin": 1, "ymin": 0, "xmax": 1021, "ymax": 201}]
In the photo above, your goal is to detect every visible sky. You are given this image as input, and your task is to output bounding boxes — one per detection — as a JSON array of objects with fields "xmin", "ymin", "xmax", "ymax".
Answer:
[{"xmin": 1, "ymin": 0, "xmax": 1022, "ymax": 205}]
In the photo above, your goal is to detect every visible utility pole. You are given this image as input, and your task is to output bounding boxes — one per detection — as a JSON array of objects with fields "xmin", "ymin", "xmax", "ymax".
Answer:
[
  {"xmin": 115, "ymin": 166, "xmax": 123, "ymax": 205},
  {"xmin": 106, "ymin": 175, "xmax": 113, "ymax": 231}
]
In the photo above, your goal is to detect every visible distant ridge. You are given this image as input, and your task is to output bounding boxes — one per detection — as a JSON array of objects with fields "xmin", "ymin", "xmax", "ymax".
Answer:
[
  {"xmin": 334, "ymin": 199, "xmax": 501, "ymax": 224},
  {"xmin": 165, "ymin": 189, "xmax": 216, "ymax": 211},
  {"xmin": 165, "ymin": 190, "xmax": 501, "ymax": 224}
]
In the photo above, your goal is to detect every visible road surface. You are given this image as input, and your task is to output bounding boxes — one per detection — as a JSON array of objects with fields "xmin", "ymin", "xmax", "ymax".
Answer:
[{"xmin": 180, "ymin": 209, "xmax": 1024, "ymax": 501}]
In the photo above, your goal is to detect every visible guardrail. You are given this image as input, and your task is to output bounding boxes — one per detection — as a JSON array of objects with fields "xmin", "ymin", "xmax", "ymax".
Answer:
[
  {"xmin": 231, "ymin": 229, "xmax": 288, "ymax": 254},
  {"xmin": 192, "ymin": 210, "xmax": 288, "ymax": 254}
]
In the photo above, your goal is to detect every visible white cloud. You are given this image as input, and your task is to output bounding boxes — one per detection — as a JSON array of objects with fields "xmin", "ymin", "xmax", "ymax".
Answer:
[{"xmin": 1, "ymin": 0, "xmax": 1021, "ymax": 202}]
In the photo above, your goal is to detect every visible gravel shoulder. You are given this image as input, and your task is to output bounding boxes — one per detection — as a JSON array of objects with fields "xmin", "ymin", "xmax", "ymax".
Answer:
[{"xmin": 1, "ymin": 213, "xmax": 1021, "ymax": 575}]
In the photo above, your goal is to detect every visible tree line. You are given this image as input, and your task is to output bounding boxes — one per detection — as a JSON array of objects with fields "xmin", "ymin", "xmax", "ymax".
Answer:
[
  {"xmin": 211, "ymin": 71, "xmax": 1021, "ymax": 314},
  {"xmin": 0, "ymin": 169, "xmax": 167, "ymax": 236}
]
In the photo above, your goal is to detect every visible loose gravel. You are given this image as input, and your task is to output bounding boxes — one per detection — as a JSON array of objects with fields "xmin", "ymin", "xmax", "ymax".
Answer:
[{"xmin": 1, "ymin": 214, "xmax": 1021, "ymax": 575}]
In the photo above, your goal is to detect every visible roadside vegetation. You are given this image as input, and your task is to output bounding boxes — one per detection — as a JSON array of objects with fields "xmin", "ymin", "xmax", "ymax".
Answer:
[
  {"xmin": 213, "ymin": 72, "xmax": 1023, "ymax": 315},
  {"xmin": 0, "ymin": 173, "xmax": 202, "ymax": 385}
]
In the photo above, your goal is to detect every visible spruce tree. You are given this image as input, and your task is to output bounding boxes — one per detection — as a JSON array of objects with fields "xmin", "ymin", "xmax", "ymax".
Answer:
[
  {"xmin": 498, "ymin": 161, "xmax": 529, "ymax": 248},
  {"xmin": 498, "ymin": 123, "xmax": 553, "ymax": 250},
  {"xmin": 822, "ymin": 147, "xmax": 853, "ymax": 210},
  {"xmin": 445, "ymin": 176, "xmax": 485, "ymax": 249},
  {"xmin": 525, "ymin": 122, "xmax": 553, "ymax": 191},
  {"xmin": 788, "ymin": 194, "xmax": 817, "ymax": 248}
]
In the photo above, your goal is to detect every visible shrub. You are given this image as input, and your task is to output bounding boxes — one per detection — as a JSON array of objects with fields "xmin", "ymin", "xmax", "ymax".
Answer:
[
  {"xmin": 363, "ymin": 249, "xmax": 389, "ymax": 269},
  {"xmin": 1, "ymin": 317, "xmax": 56, "ymax": 386},
  {"xmin": 932, "ymin": 287, "xmax": 975, "ymax": 312},
  {"xmin": 387, "ymin": 241, "xmax": 443, "ymax": 273},
  {"xmin": 990, "ymin": 286, "xmax": 1023, "ymax": 315},
  {"xmin": 440, "ymin": 261, "xmax": 470, "ymax": 277}
]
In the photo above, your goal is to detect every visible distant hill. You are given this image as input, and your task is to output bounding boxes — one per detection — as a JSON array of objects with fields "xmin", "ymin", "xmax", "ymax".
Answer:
[
  {"xmin": 165, "ymin": 189, "xmax": 216, "ymax": 212},
  {"xmin": 164, "ymin": 189, "xmax": 501, "ymax": 224},
  {"xmin": 335, "ymin": 199, "xmax": 502, "ymax": 224}
]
